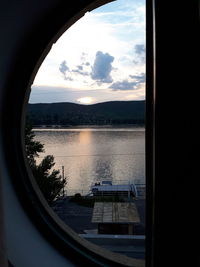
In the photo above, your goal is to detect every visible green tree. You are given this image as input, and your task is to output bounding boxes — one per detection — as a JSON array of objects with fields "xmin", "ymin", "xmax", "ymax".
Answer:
[{"xmin": 25, "ymin": 123, "xmax": 66, "ymax": 204}]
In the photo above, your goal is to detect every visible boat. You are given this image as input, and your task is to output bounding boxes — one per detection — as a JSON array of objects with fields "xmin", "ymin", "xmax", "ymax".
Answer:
[{"xmin": 91, "ymin": 180, "xmax": 138, "ymax": 199}]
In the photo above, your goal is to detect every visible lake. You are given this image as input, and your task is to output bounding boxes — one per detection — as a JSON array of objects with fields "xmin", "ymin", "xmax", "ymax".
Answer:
[{"xmin": 34, "ymin": 127, "xmax": 145, "ymax": 196}]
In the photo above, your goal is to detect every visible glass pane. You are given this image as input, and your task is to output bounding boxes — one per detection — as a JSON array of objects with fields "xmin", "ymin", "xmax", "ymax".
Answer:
[{"xmin": 25, "ymin": 0, "xmax": 145, "ymax": 261}]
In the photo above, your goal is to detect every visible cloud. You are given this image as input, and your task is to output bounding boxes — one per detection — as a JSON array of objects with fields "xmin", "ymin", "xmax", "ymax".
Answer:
[
  {"xmin": 72, "ymin": 65, "xmax": 89, "ymax": 76},
  {"xmin": 109, "ymin": 73, "xmax": 146, "ymax": 91},
  {"xmin": 59, "ymin": 60, "xmax": 69, "ymax": 75},
  {"xmin": 129, "ymin": 73, "xmax": 145, "ymax": 83},
  {"xmin": 59, "ymin": 60, "xmax": 90, "ymax": 80},
  {"xmin": 109, "ymin": 80, "xmax": 138, "ymax": 91},
  {"xmin": 59, "ymin": 61, "xmax": 73, "ymax": 80},
  {"xmin": 80, "ymin": 53, "xmax": 90, "ymax": 66},
  {"xmin": 135, "ymin": 44, "xmax": 145, "ymax": 55},
  {"xmin": 133, "ymin": 44, "xmax": 145, "ymax": 64},
  {"xmin": 77, "ymin": 65, "xmax": 83, "ymax": 70},
  {"xmin": 91, "ymin": 51, "xmax": 114, "ymax": 83}
]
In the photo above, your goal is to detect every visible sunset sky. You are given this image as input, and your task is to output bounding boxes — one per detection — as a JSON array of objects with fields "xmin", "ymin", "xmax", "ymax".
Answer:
[{"xmin": 30, "ymin": 0, "xmax": 145, "ymax": 104}]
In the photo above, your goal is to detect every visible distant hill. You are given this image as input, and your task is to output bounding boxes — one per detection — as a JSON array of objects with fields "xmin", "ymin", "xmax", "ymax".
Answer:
[{"xmin": 27, "ymin": 101, "xmax": 145, "ymax": 126}]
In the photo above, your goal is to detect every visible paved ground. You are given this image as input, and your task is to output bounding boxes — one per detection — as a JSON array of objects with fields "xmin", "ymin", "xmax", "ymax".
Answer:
[
  {"xmin": 52, "ymin": 197, "xmax": 145, "ymax": 259},
  {"xmin": 52, "ymin": 197, "xmax": 98, "ymax": 233}
]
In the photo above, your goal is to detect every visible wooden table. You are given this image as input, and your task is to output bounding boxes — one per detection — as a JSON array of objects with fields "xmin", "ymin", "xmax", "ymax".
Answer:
[{"xmin": 92, "ymin": 202, "xmax": 140, "ymax": 234}]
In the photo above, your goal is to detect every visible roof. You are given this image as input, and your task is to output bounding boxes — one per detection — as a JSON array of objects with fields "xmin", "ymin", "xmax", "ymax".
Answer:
[{"xmin": 92, "ymin": 202, "xmax": 140, "ymax": 224}]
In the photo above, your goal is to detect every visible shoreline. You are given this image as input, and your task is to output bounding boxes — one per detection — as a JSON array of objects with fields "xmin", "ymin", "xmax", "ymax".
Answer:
[{"xmin": 33, "ymin": 124, "xmax": 145, "ymax": 130}]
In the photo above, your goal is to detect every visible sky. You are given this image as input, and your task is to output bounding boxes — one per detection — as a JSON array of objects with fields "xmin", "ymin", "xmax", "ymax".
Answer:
[{"xmin": 30, "ymin": 0, "xmax": 145, "ymax": 104}]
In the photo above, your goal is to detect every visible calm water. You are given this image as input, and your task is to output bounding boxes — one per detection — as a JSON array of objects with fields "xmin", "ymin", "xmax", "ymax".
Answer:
[{"xmin": 34, "ymin": 127, "xmax": 145, "ymax": 195}]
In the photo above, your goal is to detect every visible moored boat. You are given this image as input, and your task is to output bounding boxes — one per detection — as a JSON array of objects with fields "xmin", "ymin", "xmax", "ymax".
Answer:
[{"xmin": 91, "ymin": 180, "xmax": 138, "ymax": 199}]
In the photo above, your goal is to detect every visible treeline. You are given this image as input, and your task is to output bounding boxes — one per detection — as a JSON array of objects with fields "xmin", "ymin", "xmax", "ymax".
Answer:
[{"xmin": 27, "ymin": 101, "xmax": 145, "ymax": 126}]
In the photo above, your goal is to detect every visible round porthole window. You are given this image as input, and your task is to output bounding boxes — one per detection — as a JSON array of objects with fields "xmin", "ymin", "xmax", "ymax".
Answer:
[{"xmin": 23, "ymin": 0, "xmax": 146, "ymax": 266}]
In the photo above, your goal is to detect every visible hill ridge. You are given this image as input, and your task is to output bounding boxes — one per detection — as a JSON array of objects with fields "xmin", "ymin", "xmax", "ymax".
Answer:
[{"xmin": 27, "ymin": 100, "xmax": 145, "ymax": 126}]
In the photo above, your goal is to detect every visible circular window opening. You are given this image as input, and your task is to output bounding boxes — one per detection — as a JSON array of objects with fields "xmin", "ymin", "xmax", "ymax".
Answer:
[{"xmin": 24, "ymin": 0, "xmax": 146, "ymax": 265}]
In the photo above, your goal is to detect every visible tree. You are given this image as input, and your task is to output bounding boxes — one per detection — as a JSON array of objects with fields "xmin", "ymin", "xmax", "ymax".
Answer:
[
  {"xmin": 25, "ymin": 122, "xmax": 66, "ymax": 204},
  {"xmin": 25, "ymin": 123, "xmax": 44, "ymax": 168}
]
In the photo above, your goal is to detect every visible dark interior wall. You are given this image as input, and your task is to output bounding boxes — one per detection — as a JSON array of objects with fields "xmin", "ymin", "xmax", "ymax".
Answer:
[{"xmin": 152, "ymin": 1, "xmax": 199, "ymax": 266}]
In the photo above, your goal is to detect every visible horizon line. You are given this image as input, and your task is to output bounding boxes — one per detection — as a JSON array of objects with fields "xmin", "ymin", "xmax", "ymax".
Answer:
[{"xmin": 28, "ymin": 99, "xmax": 146, "ymax": 105}]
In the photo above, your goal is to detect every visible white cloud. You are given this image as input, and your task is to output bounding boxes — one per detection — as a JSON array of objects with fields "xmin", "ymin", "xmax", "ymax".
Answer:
[{"xmin": 91, "ymin": 51, "xmax": 114, "ymax": 83}]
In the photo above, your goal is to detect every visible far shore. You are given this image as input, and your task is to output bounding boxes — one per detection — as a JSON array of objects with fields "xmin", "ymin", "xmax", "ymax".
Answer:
[{"xmin": 33, "ymin": 124, "xmax": 145, "ymax": 130}]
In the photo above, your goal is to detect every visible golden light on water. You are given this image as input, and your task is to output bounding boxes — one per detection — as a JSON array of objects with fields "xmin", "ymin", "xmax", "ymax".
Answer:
[{"xmin": 79, "ymin": 130, "xmax": 92, "ymax": 145}]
